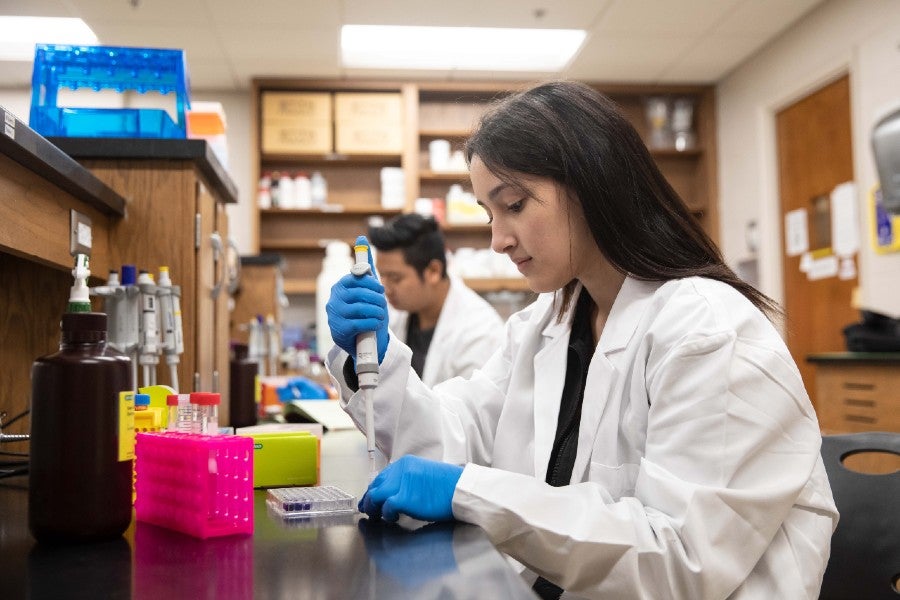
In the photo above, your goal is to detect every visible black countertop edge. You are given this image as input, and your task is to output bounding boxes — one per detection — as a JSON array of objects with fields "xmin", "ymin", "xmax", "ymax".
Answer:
[
  {"xmin": 47, "ymin": 136, "xmax": 239, "ymax": 205},
  {"xmin": 0, "ymin": 107, "xmax": 126, "ymax": 217},
  {"xmin": 807, "ymin": 351, "xmax": 900, "ymax": 364}
]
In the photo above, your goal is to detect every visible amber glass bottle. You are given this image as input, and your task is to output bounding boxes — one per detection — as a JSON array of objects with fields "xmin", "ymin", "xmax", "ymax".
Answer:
[{"xmin": 29, "ymin": 312, "xmax": 133, "ymax": 542}]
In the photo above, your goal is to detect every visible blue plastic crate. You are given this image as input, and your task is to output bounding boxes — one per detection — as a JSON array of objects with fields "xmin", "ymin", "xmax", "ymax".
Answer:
[{"xmin": 30, "ymin": 44, "xmax": 191, "ymax": 139}]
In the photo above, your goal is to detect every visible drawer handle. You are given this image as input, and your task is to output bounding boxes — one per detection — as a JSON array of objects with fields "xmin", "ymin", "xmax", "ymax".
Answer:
[
  {"xmin": 842, "ymin": 382, "xmax": 875, "ymax": 391},
  {"xmin": 844, "ymin": 414, "xmax": 877, "ymax": 424},
  {"xmin": 843, "ymin": 398, "xmax": 876, "ymax": 408}
]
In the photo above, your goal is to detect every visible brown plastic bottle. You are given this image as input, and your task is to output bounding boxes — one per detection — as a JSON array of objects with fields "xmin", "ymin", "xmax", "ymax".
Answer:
[
  {"xmin": 29, "ymin": 312, "xmax": 134, "ymax": 543},
  {"xmin": 229, "ymin": 343, "xmax": 259, "ymax": 428}
]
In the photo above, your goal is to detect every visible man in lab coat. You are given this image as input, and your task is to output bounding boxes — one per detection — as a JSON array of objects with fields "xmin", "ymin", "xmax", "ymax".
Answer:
[{"xmin": 369, "ymin": 213, "xmax": 504, "ymax": 386}]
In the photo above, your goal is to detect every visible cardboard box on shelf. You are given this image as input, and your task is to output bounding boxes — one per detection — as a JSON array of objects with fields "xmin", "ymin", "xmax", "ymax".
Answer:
[
  {"xmin": 261, "ymin": 92, "xmax": 332, "ymax": 122},
  {"xmin": 335, "ymin": 121, "xmax": 403, "ymax": 155},
  {"xmin": 262, "ymin": 118, "xmax": 333, "ymax": 155},
  {"xmin": 334, "ymin": 92, "xmax": 402, "ymax": 123},
  {"xmin": 334, "ymin": 92, "xmax": 403, "ymax": 155}
]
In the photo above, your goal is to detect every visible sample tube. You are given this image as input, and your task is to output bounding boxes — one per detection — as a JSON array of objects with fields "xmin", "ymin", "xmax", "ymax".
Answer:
[{"xmin": 190, "ymin": 392, "xmax": 220, "ymax": 435}]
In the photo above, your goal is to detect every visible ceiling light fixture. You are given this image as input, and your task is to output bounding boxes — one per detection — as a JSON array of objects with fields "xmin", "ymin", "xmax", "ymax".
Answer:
[
  {"xmin": 341, "ymin": 25, "xmax": 586, "ymax": 72},
  {"xmin": 0, "ymin": 17, "xmax": 98, "ymax": 61}
]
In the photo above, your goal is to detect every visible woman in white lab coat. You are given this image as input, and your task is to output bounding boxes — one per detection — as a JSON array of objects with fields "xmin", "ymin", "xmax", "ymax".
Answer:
[{"xmin": 325, "ymin": 81, "xmax": 838, "ymax": 599}]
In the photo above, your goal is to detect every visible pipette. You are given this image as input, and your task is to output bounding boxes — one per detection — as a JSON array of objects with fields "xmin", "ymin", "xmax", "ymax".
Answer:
[{"xmin": 351, "ymin": 237, "xmax": 379, "ymax": 481}]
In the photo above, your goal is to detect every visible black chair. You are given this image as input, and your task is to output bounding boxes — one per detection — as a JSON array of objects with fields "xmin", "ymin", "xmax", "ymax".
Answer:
[{"xmin": 819, "ymin": 432, "xmax": 900, "ymax": 599}]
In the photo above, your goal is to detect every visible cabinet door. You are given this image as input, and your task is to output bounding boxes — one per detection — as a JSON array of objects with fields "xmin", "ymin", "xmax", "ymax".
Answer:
[{"xmin": 214, "ymin": 200, "xmax": 231, "ymax": 422}]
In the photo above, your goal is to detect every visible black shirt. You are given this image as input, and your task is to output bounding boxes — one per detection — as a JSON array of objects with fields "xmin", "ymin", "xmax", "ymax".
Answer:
[
  {"xmin": 544, "ymin": 288, "xmax": 596, "ymax": 487},
  {"xmin": 406, "ymin": 313, "xmax": 436, "ymax": 379}
]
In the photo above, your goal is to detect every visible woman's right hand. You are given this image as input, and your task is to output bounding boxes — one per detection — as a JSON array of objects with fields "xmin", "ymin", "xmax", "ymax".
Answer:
[{"xmin": 325, "ymin": 244, "xmax": 389, "ymax": 362}]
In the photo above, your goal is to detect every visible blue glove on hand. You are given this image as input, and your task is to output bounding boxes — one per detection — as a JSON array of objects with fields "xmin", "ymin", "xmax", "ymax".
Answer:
[
  {"xmin": 326, "ymin": 235, "xmax": 389, "ymax": 362},
  {"xmin": 359, "ymin": 455, "xmax": 464, "ymax": 523}
]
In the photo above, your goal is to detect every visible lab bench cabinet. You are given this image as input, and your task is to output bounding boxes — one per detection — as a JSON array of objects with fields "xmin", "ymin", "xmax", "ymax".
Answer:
[
  {"xmin": 250, "ymin": 79, "xmax": 718, "ymax": 298},
  {"xmin": 808, "ymin": 353, "xmax": 900, "ymax": 434},
  {"xmin": 0, "ymin": 107, "xmax": 127, "ymax": 441},
  {"xmin": 49, "ymin": 137, "xmax": 238, "ymax": 423}
]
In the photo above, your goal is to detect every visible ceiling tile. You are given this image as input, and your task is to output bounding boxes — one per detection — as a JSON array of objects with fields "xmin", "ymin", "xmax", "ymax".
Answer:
[
  {"xmin": 206, "ymin": 0, "xmax": 340, "ymax": 28},
  {"xmin": 342, "ymin": 0, "xmax": 610, "ymax": 28},
  {"xmin": 565, "ymin": 33, "xmax": 696, "ymax": 81},
  {"xmin": 658, "ymin": 34, "xmax": 768, "ymax": 82},
  {"xmin": 187, "ymin": 59, "xmax": 240, "ymax": 91},
  {"xmin": 86, "ymin": 22, "xmax": 225, "ymax": 60},
  {"xmin": 0, "ymin": 0, "xmax": 830, "ymax": 90},
  {"xmin": 715, "ymin": 0, "xmax": 823, "ymax": 35},
  {"xmin": 595, "ymin": 0, "xmax": 743, "ymax": 35},
  {"xmin": 0, "ymin": 0, "xmax": 76, "ymax": 17},
  {"xmin": 71, "ymin": 0, "xmax": 211, "ymax": 24},
  {"xmin": 218, "ymin": 27, "xmax": 337, "ymax": 63}
]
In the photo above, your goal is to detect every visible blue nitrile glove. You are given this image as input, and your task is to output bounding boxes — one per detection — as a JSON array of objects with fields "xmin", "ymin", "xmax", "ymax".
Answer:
[
  {"xmin": 326, "ymin": 235, "xmax": 389, "ymax": 363},
  {"xmin": 359, "ymin": 455, "xmax": 464, "ymax": 522}
]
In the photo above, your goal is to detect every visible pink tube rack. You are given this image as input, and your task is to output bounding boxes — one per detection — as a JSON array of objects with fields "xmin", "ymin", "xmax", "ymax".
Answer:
[{"xmin": 135, "ymin": 432, "xmax": 254, "ymax": 539}]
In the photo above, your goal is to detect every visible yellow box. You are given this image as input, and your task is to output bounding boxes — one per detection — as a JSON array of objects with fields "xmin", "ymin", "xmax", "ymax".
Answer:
[
  {"xmin": 261, "ymin": 92, "xmax": 332, "ymax": 122},
  {"xmin": 334, "ymin": 92, "xmax": 403, "ymax": 123},
  {"xmin": 261, "ymin": 118, "xmax": 333, "ymax": 155},
  {"xmin": 239, "ymin": 431, "xmax": 320, "ymax": 488},
  {"xmin": 335, "ymin": 121, "xmax": 403, "ymax": 155}
]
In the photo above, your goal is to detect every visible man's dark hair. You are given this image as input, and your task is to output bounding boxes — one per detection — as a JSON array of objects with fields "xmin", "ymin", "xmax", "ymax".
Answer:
[{"xmin": 369, "ymin": 213, "xmax": 447, "ymax": 279}]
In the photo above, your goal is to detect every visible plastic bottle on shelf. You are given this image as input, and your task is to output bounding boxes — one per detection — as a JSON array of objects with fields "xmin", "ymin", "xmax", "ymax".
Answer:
[
  {"xmin": 278, "ymin": 172, "xmax": 295, "ymax": 209},
  {"xmin": 257, "ymin": 173, "xmax": 272, "ymax": 209},
  {"xmin": 310, "ymin": 171, "xmax": 327, "ymax": 207},
  {"xmin": 270, "ymin": 171, "xmax": 281, "ymax": 208},
  {"xmin": 315, "ymin": 240, "xmax": 353, "ymax": 357},
  {"xmin": 294, "ymin": 172, "xmax": 312, "ymax": 209}
]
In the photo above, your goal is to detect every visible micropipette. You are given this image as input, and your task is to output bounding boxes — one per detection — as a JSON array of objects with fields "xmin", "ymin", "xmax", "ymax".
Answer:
[{"xmin": 351, "ymin": 237, "xmax": 379, "ymax": 481}]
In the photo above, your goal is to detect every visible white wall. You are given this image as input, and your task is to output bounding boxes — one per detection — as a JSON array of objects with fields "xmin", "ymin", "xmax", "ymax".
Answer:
[
  {"xmin": 192, "ymin": 90, "xmax": 254, "ymax": 255},
  {"xmin": 717, "ymin": 0, "xmax": 900, "ymax": 317}
]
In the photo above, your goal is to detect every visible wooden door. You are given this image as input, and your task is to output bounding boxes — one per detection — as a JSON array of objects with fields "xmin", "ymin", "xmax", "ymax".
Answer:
[{"xmin": 776, "ymin": 75, "xmax": 856, "ymax": 409}]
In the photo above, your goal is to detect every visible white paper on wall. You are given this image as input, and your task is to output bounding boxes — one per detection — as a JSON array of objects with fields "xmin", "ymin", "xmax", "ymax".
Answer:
[
  {"xmin": 806, "ymin": 254, "xmax": 839, "ymax": 280},
  {"xmin": 830, "ymin": 181, "xmax": 859, "ymax": 257},
  {"xmin": 785, "ymin": 208, "xmax": 809, "ymax": 256}
]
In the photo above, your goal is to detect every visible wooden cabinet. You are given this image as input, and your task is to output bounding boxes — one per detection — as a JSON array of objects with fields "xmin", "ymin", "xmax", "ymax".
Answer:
[
  {"xmin": 230, "ymin": 254, "xmax": 286, "ymax": 345},
  {"xmin": 0, "ymin": 108, "xmax": 126, "ymax": 440},
  {"xmin": 50, "ymin": 138, "xmax": 237, "ymax": 423},
  {"xmin": 808, "ymin": 352, "xmax": 900, "ymax": 474},
  {"xmin": 808, "ymin": 353, "xmax": 900, "ymax": 434},
  {"xmin": 251, "ymin": 79, "xmax": 718, "ymax": 296}
]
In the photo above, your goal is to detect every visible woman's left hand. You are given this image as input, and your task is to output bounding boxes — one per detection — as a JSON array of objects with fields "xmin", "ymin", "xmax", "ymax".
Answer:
[{"xmin": 359, "ymin": 455, "xmax": 464, "ymax": 522}]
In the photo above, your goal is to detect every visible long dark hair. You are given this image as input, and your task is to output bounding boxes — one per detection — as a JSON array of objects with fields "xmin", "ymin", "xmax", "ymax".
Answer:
[{"xmin": 465, "ymin": 80, "xmax": 779, "ymax": 319}]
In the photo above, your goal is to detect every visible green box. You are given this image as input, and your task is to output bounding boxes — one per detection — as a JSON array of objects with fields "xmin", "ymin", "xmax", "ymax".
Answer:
[{"xmin": 238, "ymin": 431, "xmax": 319, "ymax": 488}]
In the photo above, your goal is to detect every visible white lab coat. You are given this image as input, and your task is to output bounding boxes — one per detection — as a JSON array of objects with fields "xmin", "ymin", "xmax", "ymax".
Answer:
[
  {"xmin": 388, "ymin": 276, "xmax": 504, "ymax": 386},
  {"xmin": 327, "ymin": 276, "xmax": 838, "ymax": 599}
]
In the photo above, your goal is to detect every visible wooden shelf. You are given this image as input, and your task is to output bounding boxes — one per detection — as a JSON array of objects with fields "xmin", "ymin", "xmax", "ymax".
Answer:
[
  {"xmin": 420, "ymin": 169, "xmax": 470, "ymax": 181},
  {"xmin": 419, "ymin": 128, "xmax": 471, "ymax": 138},
  {"xmin": 261, "ymin": 152, "xmax": 402, "ymax": 165},
  {"xmin": 252, "ymin": 79, "xmax": 718, "ymax": 289},
  {"xmin": 649, "ymin": 148, "xmax": 702, "ymax": 158},
  {"xmin": 260, "ymin": 239, "xmax": 340, "ymax": 251},
  {"xmin": 283, "ymin": 278, "xmax": 318, "ymax": 295},
  {"xmin": 444, "ymin": 223, "xmax": 490, "ymax": 233},
  {"xmin": 260, "ymin": 206, "xmax": 403, "ymax": 216},
  {"xmin": 464, "ymin": 278, "xmax": 532, "ymax": 293},
  {"xmin": 282, "ymin": 276, "xmax": 531, "ymax": 296}
]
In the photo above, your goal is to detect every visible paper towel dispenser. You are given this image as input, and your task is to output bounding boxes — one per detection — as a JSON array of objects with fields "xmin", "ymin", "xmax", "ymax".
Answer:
[{"xmin": 872, "ymin": 105, "xmax": 900, "ymax": 215}]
